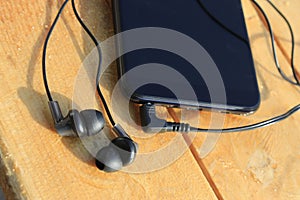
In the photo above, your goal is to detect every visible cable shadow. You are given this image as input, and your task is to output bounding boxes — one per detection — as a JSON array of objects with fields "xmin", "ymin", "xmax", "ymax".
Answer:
[
  {"xmin": 26, "ymin": 0, "xmax": 52, "ymax": 89},
  {"xmin": 249, "ymin": 32, "xmax": 300, "ymax": 94},
  {"xmin": 276, "ymin": 36, "xmax": 300, "ymax": 47},
  {"xmin": 18, "ymin": 0, "xmax": 98, "ymax": 166},
  {"xmin": 79, "ymin": 0, "xmax": 116, "ymax": 87},
  {"xmin": 78, "ymin": 0, "xmax": 140, "ymax": 125},
  {"xmin": 17, "ymin": 87, "xmax": 71, "ymax": 131},
  {"xmin": 21, "ymin": 0, "xmax": 58, "ymax": 130},
  {"xmin": 58, "ymin": 1, "xmax": 86, "ymax": 61},
  {"xmin": 253, "ymin": 61, "xmax": 271, "ymax": 102}
]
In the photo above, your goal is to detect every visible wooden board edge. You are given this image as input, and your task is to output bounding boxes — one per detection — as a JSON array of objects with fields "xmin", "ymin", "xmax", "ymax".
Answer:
[{"xmin": 0, "ymin": 137, "xmax": 27, "ymax": 200}]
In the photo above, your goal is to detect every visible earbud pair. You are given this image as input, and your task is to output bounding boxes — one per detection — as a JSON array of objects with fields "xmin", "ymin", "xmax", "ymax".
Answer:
[{"xmin": 48, "ymin": 101, "xmax": 137, "ymax": 172}]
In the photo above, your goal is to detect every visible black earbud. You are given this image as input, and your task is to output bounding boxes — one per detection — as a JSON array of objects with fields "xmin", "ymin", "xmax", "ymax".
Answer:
[
  {"xmin": 95, "ymin": 124, "xmax": 138, "ymax": 172},
  {"xmin": 49, "ymin": 101, "xmax": 138, "ymax": 172},
  {"xmin": 48, "ymin": 101, "xmax": 105, "ymax": 137},
  {"xmin": 43, "ymin": 0, "xmax": 139, "ymax": 173}
]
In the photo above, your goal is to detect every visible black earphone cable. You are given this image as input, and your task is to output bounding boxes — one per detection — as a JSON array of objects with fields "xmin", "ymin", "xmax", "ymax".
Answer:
[
  {"xmin": 196, "ymin": 0, "xmax": 249, "ymax": 44},
  {"xmin": 251, "ymin": 0, "xmax": 300, "ymax": 86},
  {"xmin": 42, "ymin": 0, "xmax": 70, "ymax": 101},
  {"xmin": 42, "ymin": 0, "xmax": 116, "ymax": 126},
  {"xmin": 44, "ymin": 0, "xmax": 300, "ymax": 134},
  {"xmin": 264, "ymin": 0, "xmax": 299, "ymax": 84},
  {"xmin": 70, "ymin": 0, "xmax": 116, "ymax": 126},
  {"xmin": 189, "ymin": 0, "xmax": 300, "ymax": 132},
  {"xmin": 152, "ymin": 0, "xmax": 300, "ymax": 133},
  {"xmin": 189, "ymin": 104, "xmax": 300, "ymax": 133}
]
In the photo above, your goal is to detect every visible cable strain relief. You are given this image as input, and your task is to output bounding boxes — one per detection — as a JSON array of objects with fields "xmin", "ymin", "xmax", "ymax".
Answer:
[
  {"xmin": 48, "ymin": 101, "xmax": 63, "ymax": 124},
  {"xmin": 166, "ymin": 122, "xmax": 191, "ymax": 133}
]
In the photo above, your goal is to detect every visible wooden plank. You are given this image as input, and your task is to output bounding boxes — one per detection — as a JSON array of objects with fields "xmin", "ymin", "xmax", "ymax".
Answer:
[
  {"xmin": 254, "ymin": 0, "xmax": 300, "ymax": 77},
  {"xmin": 185, "ymin": 0, "xmax": 300, "ymax": 199},
  {"xmin": 0, "ymin": 0, "xmax": 218, "ymax": 199}
]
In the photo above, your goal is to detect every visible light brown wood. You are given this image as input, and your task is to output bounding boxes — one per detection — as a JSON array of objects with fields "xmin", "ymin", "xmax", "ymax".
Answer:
[
  {"xmin": 0, "ymin": 0, "xmax": 217, "ymax": 199},
  {"xmin": 184, "ymin": 0, "xmax": 300, "ymax": 199},
  {"xmin": 0, "ymin": 0, "xmax": 299, "ymax": 199}
]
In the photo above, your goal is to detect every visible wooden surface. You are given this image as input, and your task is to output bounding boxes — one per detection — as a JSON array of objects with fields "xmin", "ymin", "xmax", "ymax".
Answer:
[{"xmin": 0, "ymin": 0, "xmax": 299, "ymax": 199}]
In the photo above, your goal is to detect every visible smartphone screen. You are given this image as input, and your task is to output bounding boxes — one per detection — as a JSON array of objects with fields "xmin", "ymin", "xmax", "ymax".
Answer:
[{"xmin": 113, "ymin": 0, "xmax": 260, "ymax": 112}]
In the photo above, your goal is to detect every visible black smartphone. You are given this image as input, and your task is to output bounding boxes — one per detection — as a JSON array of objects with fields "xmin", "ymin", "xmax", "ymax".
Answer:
[{"xmin": 112, "ymin": 0, "xmax": 260, "ymax": 113}]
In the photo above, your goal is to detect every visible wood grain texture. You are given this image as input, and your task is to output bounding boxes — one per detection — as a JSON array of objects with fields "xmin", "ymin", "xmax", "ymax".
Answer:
[
  {"xmin": 186, "ymin": 0, "xmax": 300, "ymax": 199},
  {"xmin": 0, "ymin": 0, "xmax": 217, "ymax": 199},
  {"xmin": 0, "ymin": 0, "xmax": 299, "ymax": 199}
]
